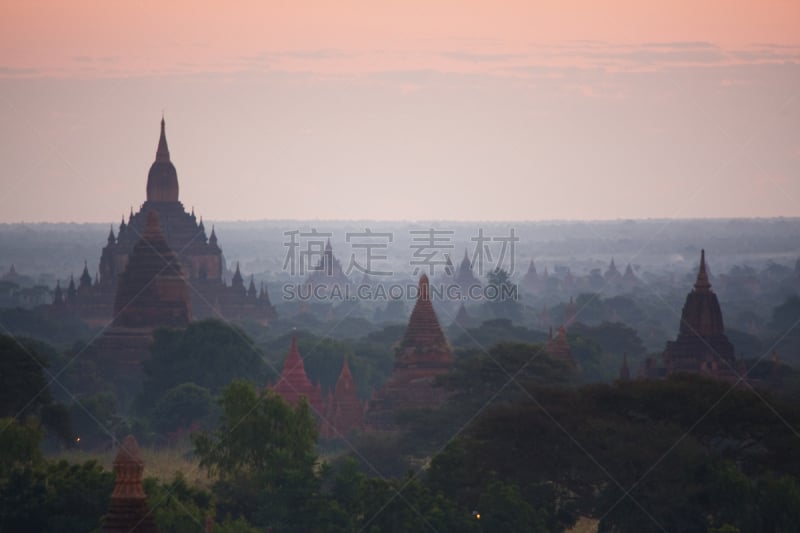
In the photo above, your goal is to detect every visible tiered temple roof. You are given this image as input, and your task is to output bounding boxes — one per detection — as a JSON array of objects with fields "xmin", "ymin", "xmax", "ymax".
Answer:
[
  {"xmin": 101, "ymin": 435, "xmax": 159, "ymax": 532},
  {"xmin": 55, "ymin": 117, "xmax": 276, "ymax": 325},
  {"xmin": 271, "ymin": 337, "xmax": 323, "ymax": 413},
  {"xmin": 366, "ymin": 274, "xmax": 452, "ymax": 430},
  {"xmin": 662, "ymin": 250, "xmax": 737, "ymax": 378},
  {"xmin": 112, "ymin": 211, "xmax": 191, "ymax": 329},
  {"xmin": 321, "ymin": 357, "xmax": 365, "ymax": 439}
]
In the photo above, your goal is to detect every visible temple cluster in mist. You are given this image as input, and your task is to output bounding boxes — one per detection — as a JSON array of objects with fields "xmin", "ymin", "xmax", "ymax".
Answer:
[{"xmin": 2, "ymin": 118, "xmax": 800, "ymax": 532}]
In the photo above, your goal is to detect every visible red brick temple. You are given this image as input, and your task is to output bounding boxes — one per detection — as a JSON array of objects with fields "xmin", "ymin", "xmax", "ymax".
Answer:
[
  {"xmin": 269, "ymin": 336, "xmax": 323, "ymax": 414},
  {"xmin": 321, "ymin": 356, "xmax": 365, "ymax": 439},
  {"xmin": 661, "ymin": 250, "xmax": 738, "ymax": 379},
  {"xmin": 101, "ymin": 435, "xmax": 159, "ymax": 533},
  {"xmin": 366, "ymin": 274, "xmax": 453, "ymax": 430}
]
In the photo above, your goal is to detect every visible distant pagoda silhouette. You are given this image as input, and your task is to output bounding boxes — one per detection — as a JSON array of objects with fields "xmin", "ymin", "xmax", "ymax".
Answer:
[{"xmin": 662, "ymin": 249, "xmax": 737, "ymax": 379}]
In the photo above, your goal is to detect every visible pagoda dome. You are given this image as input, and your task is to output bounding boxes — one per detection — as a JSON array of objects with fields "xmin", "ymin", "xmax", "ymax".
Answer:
[{"xmin": 146, "ymin": 117, "xmax": 179, "ymax": 202}]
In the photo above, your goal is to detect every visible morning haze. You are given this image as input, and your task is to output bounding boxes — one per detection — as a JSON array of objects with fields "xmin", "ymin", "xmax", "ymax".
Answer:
[{"xmin": 3, "ymin": 3, "xmax": 800, "ymax": 533}]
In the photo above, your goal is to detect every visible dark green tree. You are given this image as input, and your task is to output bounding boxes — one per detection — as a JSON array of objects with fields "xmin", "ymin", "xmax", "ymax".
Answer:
[
  {"xmin": 140, "ymin": 320, "xmax": 267, "ymax": 409},
  {"xmin": 192, "ymin": 381, "xmax": 320, "ymax": 531},
  {"xmin": 151, "ymin": 382, "xmax": 213, "ymax": 434},
  {"xmin": 0, "ymin": 334, "xmax": 72, "ymax": 444}
]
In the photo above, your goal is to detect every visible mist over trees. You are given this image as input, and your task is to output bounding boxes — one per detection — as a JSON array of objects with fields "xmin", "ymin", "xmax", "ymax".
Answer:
[{"xmin": 2, "ymin": 217, "xmax": 800, "ymax": 531}]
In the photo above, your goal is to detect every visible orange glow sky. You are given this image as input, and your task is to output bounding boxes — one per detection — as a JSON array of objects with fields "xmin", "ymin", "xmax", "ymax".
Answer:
[{"xmin": 1, "ymin": 1, "xmax": 798, "ymax": 222}]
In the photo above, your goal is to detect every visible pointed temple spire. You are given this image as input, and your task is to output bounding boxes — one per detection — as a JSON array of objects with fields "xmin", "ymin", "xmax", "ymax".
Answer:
[
  {"xmin": 271, "ymin": 336, "xmax": 323, "ymax": 412},
  {"xmin": 147, "ymin": 116, "xmax": 179, "ymax": 202},
  {"xmin": 400, "ymin": 274, "xmax": 449, "ymax": 356},
  {"xmin": 208, "ymin": 225, "xmax": 219, "ymax": 250},
  {"xmin": 338, "ymin": 355, "xmax": 353, "ymax": 385},
  {"xmin": 320, "ymin": 355, "xmax": 364, "ymax": 439},
  {"xmin": 232, "ymin": 262, "xmax": 244, "ymax": 288},
  {"xmin": 365, "ymin": 273, "xmax": 453, "ymax": 429},
  {"xmin": 107, "ymin": 225, "xmax": 116, "ymax": 244},
  {"xmin": 694, "ymin": 249, "xmax": 712, "ymax": 293},
  {"xmin": 156, "ymin": 115, "xmax": 170, "ymax": 163},
  {"xmin": 100, "ymin": 435, "xmax": 159, "ymax": 532},
  {"xmin": 80, "ymin": 260, "xmax": 93, "ymax": 288},
  {"xmin": 659, "ymin": 248, "xmax": 735, "ymax": 379}
]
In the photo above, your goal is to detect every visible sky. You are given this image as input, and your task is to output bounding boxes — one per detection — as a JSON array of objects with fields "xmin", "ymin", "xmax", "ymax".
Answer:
[{"xmin": 0, "ymin": 1, "xmax": 798, "ymax": 223}]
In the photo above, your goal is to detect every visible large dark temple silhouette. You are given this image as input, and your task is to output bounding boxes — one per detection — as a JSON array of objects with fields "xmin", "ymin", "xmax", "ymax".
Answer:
[
  {"xmin": 638, "ymin": 249, "xmax": 742, "ymax": 382},
  {"xmin": 51, "ymin": 117, "xmax": 275, "ymax": 325},
  {"xmin": 663, "ymin": 249, "xmax": 737, "ymax": 378}
]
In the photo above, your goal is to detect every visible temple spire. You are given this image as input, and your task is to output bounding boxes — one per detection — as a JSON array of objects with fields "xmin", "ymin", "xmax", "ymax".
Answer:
[
  {"xmin": 419, "ymin": 272, "xmax": 430, "ymax": 301},
  {"xmin": 156, "ymin": 115, "xmax": 170, "ymax": 163},
  {"xmin": 694, "ymin": 249, "xmax": 711, "ymax": 293}
]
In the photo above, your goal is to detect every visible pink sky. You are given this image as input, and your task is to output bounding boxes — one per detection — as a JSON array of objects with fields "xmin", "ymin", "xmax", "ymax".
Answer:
[{"xmin": 1, "ymin": 1, "xmax": 798, "ymax": 222}]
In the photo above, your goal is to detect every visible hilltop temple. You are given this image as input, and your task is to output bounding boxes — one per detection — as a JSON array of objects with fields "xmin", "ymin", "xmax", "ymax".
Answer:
[
  {"xmin": 54, "ymin": 117, "xmax": 275, "ymax": 325},
  {"xmin": 366, "ymin": 274, "xmax": 453, "ymax": 429}
]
